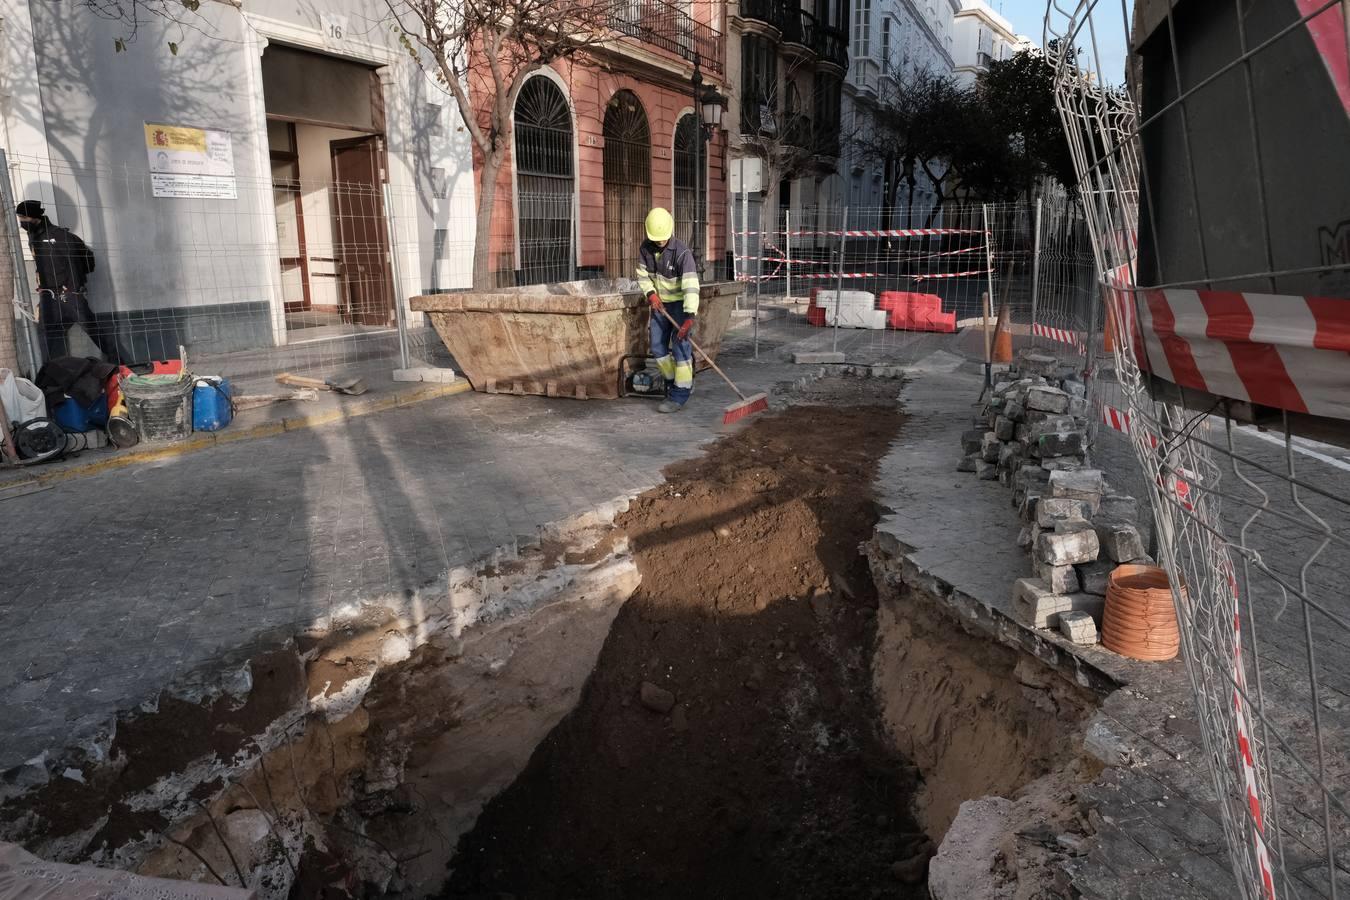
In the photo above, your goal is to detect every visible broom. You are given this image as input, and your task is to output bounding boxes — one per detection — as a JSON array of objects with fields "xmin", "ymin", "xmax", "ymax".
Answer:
[{"xmin": 654, "ymin": 305, "xmax": 769, "ymax": 425}]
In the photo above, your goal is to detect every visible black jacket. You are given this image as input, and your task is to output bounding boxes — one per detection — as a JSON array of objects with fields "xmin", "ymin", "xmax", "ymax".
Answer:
[
  {"xmin": 36, "ymin": 355, "xmax": 117, "ymax": 410},
  {"xmin": 26, "ymin": 218, "xmax": 96, "ymax": 292}
]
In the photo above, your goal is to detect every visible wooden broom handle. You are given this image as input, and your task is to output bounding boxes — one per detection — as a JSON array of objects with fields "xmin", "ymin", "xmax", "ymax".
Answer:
[{"xmin": 653, "ymin": 304, "xmax": 748, "ymax": 402}]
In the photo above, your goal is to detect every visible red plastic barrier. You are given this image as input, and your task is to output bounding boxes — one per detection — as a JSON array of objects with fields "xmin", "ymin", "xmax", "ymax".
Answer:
[
  {"xmin": 807, "ymin": 306, "xmax": 827, "ymax": 327},
  {"xmin": 878, "ymin": 291, "xmax": 955, "ymax": 333}
]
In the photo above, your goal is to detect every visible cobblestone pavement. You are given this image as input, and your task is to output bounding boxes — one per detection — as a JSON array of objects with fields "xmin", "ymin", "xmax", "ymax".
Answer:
[
  {"xmin": 877, "ymin": 361, "xmax": 1350, "ymax": 899},
  {"xmin": 0, "ymin": 356, "xmax": 798, "ymax": 772}
]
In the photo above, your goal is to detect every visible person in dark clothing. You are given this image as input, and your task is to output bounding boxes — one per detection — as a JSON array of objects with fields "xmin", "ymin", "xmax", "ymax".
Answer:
[{"xmin": 15, "ymin": 200, "xmax": 122, "ymax": 363}]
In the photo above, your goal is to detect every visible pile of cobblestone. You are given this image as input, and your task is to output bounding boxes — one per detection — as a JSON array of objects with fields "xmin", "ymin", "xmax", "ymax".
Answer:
[{"xmin": 958, "ymin": 351, "xmax": 1151, "ymax": 647}]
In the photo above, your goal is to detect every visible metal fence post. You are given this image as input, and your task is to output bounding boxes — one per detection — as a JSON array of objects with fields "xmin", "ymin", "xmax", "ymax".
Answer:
[
  {"xmin": 0, "ymin": 150, "xmax": 42, "ymax": 378},
  {"xmin": 981, "ymin": 203, "xmax": 996, "ymax": 389},
  {"xmin": 785, "ymin": 209, "xmax": 792, "ymax": 305},
  {"xmin": 832, "ymin": 206, "xmax": 848, "ymax": 354},
  {"xmin": 739, "ymin": 165, "xmax": 749, "ymax": 312},
  {"xmin": 1030, "ymin": 197, "xmax": 1043, "ymax": 340},
  {"xmin": 753, "ymin": 214, "xmax": 760, "ymax": 360},
  {"xmin": 382, "ymin": 182, "xmax": 412, "ymax": 372}
]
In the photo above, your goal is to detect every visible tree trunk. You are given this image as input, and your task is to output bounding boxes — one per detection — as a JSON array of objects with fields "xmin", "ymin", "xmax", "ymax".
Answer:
[{"xmin": 473, "ymin": 146, "xmax": 507, "ymax": 290}]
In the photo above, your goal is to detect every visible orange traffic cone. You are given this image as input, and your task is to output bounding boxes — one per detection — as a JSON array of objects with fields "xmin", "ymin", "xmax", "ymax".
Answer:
[{"xmin": 992, "ymin": 302, "xmax": 1013, "ymax": 363}]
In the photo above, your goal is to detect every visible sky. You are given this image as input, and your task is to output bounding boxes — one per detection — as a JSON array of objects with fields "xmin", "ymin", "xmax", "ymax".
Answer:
[{"xmin": 991, "ymin": 0, "xmax": 1131, "ymax": 84}]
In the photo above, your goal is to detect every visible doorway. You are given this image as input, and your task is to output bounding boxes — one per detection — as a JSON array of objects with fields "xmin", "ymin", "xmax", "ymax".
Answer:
[
  {"xmin": 602, "ymin": 91, "xmax": 652, "ymax": 278},
  {"xmin": 260, "ymin": 44, "xmax": 394, "ymax": 335}
]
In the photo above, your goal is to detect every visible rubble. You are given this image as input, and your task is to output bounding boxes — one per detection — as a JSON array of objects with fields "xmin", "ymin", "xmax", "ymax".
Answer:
[{"xmin": 953, "ymin": 349, "xmax": 1150, "ymax": 647}]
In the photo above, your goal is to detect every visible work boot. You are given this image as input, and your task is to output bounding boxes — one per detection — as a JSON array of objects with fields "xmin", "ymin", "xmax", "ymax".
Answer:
[{"xmin": 657, "ymin": 400, "xmax": 685, "ymax": 414}]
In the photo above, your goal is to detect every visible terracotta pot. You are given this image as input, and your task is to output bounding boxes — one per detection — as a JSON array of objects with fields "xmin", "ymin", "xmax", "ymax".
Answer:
[{"xmin": 1102, "ymin": 564, "xmax": 1181, "ymax": 661}]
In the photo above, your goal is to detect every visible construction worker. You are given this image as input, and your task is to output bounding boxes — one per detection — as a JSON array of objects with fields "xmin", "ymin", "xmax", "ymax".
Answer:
[
  {"xmin": 15, "ymin": 200, "xmax": 121, "ymax": 363},
  {"xmin": 636, "ymin": 207, "xmax": 699, "ymax": 413}
]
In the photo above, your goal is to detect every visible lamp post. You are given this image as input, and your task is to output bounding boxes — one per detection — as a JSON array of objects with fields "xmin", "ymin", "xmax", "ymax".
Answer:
[{"xmin": 691, "ymin": 55, "xmax": 725, "ymax": 274}]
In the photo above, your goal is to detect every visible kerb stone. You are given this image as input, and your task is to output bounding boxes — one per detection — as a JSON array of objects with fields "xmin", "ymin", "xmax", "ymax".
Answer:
[
  {"xmin": 1095, "ymin": 521, "xmax": 1146, "ymax": 563},
  {"xmin": 1059, "ymin": 610, "xmax": 1099, "ymax": 644},
  {"xmin": 1026, "ymin": 386, "xmax": 1070, "ymax": 414},
  {"xmin": 1036, "ymin": 527, "xmax": 1100, "ymax": 566},
  {"xmin": 1036, "ymin": 559, "xmax": 1081, "ymax": 594}
]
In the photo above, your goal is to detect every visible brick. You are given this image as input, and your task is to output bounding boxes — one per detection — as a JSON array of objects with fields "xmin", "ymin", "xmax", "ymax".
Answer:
[
  {"xmin": 994, "ymin": 415, "xmax": 1016, "ymax": 441},
  {"xmin": 1019, "ymin": 352, "xmax": 1058, "ymax": 376},
  {"xmin": 1036, "ymin": 497, "xmax": 1093, "ymax": 527},
  {"xmin": 975, "ymin": 460, "xmax": 999, "ymax": 480},
  {"xmin": 1035, "ymin": 429, "xmax": 1085, "ymax": 459},
  {"xmin": 1077, "ymin": 559, "xmax": 1115, "ymax": 596},
  {"xmin": 793, "ymin": 351, "xmax": 846, "ymax": 364},
  {"xmin": 1095, "ymin": 521, "xmax": 1146, "ymax": 563},
  {"xmin": 1049, "ymin": 468, "xmax": 1104, "ymax": 510},
  {"xmin": 1027, "ymin": 415, "xmax": 1077, "ymax": 439},
  {"xmin": 1058, "ymin": 610, "xmax": 1099, "ymax": 644},
  {"xmin": 956, "ymin": 453, "xmax": 977, "ymax": 473},
  {"xmin": 960, "ymin": 428, "xmax": 985, "ymax": 455},
  {"xmin": 1012, "ymin": 578, "xmax": 1069, "ymax": 628},
  {"xmin": 998, "ymin": 441, "xmax": 1023, "ymax": 470},
  {"xmin": 1062, "ymin": 378, "xmax": 1087, "ymax": 398},
  {"xmin": 1014, "ymin": 422, "xmax": 1030, "ymax": 442},
  {"xmin": 1067, "ymin": 396, "xmax": 1089, "ymax": 418},
  {"xmin": 1026, "ymin": 386, "xmax": 1070, "ymax": 414},
  {"xmin": 1041, "ymin": 456, "xmax": 1085, "ymax": 472},
  {"xmin": 1097, "ymin": 494, "xmax": 1139, "ymax": 525},
  {"xmin": 1036, "ymin": 527, "xmax": 1100, "ymax": 566},
  {"xmin": 1036, "ymin": 559, "xmax": 1081, "ymax": 593},
  {"xmin": 1004, "ymin": 400, "xmax": 1026, "ymax": 421},
  {"xmin": 1017, "ymin": 525, "xmax": 1033, "ymax": 549},
  {"xmin": 981, "ymin": 432, "xmax": 1002, "ymax": 462}
]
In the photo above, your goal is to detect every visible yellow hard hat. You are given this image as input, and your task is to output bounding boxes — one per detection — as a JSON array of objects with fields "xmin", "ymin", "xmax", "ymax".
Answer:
[{"xmin": 644, "ymin": 207, "xmax": 674, "ymax": 242}]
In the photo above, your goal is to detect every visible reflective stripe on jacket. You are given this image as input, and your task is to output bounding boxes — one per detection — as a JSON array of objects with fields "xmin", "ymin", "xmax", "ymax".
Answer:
[{"xmin": 635, "ymin": 237, "xmax": 700, "ymax": 315}]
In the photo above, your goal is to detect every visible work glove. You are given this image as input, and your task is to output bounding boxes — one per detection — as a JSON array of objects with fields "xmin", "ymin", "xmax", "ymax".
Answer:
[
  {"xmin": 646, "ymin": 292, "xmax": 662, "ymax": 311},
  {"xmin": 677, "ymin": 315, "xmax": 696, "ymax": 341}
]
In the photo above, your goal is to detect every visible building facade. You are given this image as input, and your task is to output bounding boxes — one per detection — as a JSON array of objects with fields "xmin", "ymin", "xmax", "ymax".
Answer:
[
  {"xmin": 476, "ymin": 1, "xmax": 729, "ymax": 285},
  {"xmin": 0, "ymin": 0, "xmax": 729, "ymax": 371},
  {"xmin": 950, "ymin": 0, "xmax": 1028, "ymax": 87},
  {"xmin": 842, "ymin": 0, "xmax": 959, "ymax": 226},
  {"xmin": 725, "ymin": 0, "xmax": 851, "ymax": 263}
]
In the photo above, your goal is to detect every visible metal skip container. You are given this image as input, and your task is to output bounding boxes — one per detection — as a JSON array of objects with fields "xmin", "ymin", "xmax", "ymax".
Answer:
[{"xmin": 410, "ymin": 279, "xmax": 743, "ymax": 400}]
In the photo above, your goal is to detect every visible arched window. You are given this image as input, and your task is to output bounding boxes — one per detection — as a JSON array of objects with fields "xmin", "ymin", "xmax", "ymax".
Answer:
[
  {"xmin": 602, "ymin": 90, "xmax": 652, "ymax": 277},
  {"xmin": 514, "ymin": 76, "xmax": 575, "ymax": 283}
]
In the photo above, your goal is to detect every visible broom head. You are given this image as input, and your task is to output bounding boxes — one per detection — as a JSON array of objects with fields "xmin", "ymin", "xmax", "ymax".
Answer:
[{"xmin": 721, "ymin": 392, "xmax": 769, "ymax": 425}]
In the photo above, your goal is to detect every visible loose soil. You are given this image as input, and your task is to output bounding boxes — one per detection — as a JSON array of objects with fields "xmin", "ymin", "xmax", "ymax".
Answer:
[{"xmin": 442, "ymin": 380, "xmax": 928, "ymax": 899}]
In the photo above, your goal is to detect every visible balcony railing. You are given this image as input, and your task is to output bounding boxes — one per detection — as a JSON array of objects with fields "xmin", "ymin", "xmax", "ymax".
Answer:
[
  {"xmin": 738, "ymin": 0, "xmax": 783, "ymax": 30},
  {"xmin": 780, "ymin": 6, "xmax": 811, "ymax": 46},
  {"xmin": 607, "ymin": 0, "xmax": 724, "ymax": 76},
  {"xmin": 813, "ymin": 24, "xmax": 848, "ymax": 69}
]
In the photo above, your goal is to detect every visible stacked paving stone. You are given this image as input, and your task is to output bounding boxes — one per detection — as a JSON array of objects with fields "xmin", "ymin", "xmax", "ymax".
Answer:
[{"xmin": 958, "ymin": 350, "xmax": 1151, "ymax": 647}]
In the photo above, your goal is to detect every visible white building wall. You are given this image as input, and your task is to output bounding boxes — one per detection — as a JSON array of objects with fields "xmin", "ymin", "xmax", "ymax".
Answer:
[
  {"xmin": 951, "ymin": 0, "xmax": 1022, "ymax": 87},
  {"xmin": 0, "ymin": 0, "xmax": 475, "ymax": 356},
  {"xmin": 843, "ymin": 0, "xmax": 957, "ymax": 227}
]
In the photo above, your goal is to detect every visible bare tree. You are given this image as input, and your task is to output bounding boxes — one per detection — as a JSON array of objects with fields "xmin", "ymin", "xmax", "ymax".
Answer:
[{"xmin": 385, "ymin": 0, "xmax": 617, "ymax": 287}]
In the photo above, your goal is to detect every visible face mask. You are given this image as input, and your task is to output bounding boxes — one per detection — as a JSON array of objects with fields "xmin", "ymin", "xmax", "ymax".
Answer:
[{"xmin": 19, "ymin": 220, "xmax": 38, "ymax": 231}]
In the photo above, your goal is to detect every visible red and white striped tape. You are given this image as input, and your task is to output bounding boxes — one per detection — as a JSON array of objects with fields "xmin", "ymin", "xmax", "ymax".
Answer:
[
  {"xmin": 911, "ymin": 267, "xmax": 993, "ymax": 281},
  {"xmin": 734, "ymin": 227, "xmax": 988, "ymax": 238},
  {"xmin": 1113, "ymin": 278, "xmax": 1350, "ymax": 422},
  {"xmin": 1032, "ymin": 322, "xmax": 1085, "ymax": 351}
]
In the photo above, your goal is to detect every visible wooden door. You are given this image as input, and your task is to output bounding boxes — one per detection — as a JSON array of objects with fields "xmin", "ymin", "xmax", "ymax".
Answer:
[{"xmin": 331, "ymin": 136, "xmax": 394, "ymax": 326}]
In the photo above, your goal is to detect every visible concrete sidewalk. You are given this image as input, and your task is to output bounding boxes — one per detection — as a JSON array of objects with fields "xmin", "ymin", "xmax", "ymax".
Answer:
[{"xmin": 0, "ymin": 354, "xmax": 800, "ymax": 772}]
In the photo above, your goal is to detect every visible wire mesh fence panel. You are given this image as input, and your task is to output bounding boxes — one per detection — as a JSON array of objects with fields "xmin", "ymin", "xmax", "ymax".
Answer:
[
  {"xmin": 1046, "ymin": 2, "xmax": 1350, "ymax": 898},
  {"xmin": 3, "ymin": 152, "xmax": 497, "ymax": 392}
]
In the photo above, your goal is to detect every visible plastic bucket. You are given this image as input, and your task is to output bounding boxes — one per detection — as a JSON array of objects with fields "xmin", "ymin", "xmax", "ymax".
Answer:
[{"xmin": 122, "ymin": 374, "xmax": 193, "ymax": 443}]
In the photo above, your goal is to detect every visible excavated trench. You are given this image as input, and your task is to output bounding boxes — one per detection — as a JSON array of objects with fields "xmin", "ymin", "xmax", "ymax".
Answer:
[{"xmin": 1, "ymin": 377, "xmax": 1101, "ymax": 899}]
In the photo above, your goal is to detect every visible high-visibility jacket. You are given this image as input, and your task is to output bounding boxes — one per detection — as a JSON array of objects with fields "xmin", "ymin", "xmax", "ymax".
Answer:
[{"xmin": 636, "ymin": 237, "xmax": 700, "ymax": 315}]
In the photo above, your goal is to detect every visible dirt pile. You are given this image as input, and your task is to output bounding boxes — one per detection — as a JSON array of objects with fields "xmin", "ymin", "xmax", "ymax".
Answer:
[{"xmin": 442, "ymin": 380, "xmax": 928, "ymax": 898}]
